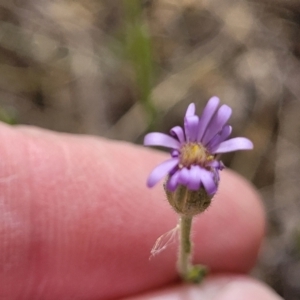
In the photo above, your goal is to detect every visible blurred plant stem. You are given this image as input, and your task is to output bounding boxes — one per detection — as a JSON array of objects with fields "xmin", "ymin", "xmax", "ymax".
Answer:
[
  {"xmin": 0, "ymin": 107, "xmax": 16, "ymax": 125},
  {"xmin": 123, "ymin": 0, "xmax": 157, "ymax": 127}
]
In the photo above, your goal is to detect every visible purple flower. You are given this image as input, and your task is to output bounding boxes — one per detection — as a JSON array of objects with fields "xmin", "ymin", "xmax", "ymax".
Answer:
[{"xmin": 144, "ymin": 97, "xmax": 253, "ymax": 195}]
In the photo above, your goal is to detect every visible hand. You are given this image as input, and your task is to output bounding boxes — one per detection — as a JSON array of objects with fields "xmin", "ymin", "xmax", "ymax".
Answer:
[{"xmin": 0, "ymin": 124, "xmax": 281, "ymax": 300}]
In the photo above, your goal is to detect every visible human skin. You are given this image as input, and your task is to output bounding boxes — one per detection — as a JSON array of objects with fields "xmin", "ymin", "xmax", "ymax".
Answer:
[{"xmin": 0, "ymin": 123, "xmax": 281, "ymax": 300}]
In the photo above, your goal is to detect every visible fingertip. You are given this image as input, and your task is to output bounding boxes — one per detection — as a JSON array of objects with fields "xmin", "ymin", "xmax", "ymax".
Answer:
[
  {"xmin": 122, "ymin": 276, "xmax": 282, "ymax": 300},
  {"xmin": 213, "ymin": 277, "xmax": 282, "ymax": 300},
  {"xmin": 0, "ymin": 125, "xmax": 266, "ymax": 299}
]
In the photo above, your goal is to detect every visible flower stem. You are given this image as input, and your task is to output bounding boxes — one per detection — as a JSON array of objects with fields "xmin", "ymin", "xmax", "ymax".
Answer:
[
  {"xmin": 178, "ymin": 215, "xmax": 192, "ymax": 278},
  {"xmin": 178, "ymin": 215, "xmax": 208, "ymax": 283}
]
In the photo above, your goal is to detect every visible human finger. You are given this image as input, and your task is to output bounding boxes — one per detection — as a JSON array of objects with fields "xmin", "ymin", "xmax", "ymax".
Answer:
[
  {"xmin": 0, "ymin": 124, "xmax": 264, "ymax": 300},
  {"xmin": 121, "ymin": 275, "xmax": 282, "ymax": 300}
]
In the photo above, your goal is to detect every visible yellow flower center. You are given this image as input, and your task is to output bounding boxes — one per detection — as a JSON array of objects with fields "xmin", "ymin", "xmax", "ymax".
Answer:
[{"xmin": 179, "ymin": 143, "xmax": 214, "ymax": 168}]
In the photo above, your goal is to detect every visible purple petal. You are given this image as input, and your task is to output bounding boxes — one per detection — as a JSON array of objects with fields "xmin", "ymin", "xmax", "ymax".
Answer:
[
  {"xmin": 197, "ymin": 96, "xmax": 220, "ymax": 142},
  {"xmin": 211, "ymin": 167, "xmax": 220, "ymax": 183},
  {"xmin": 171, "ymin": 149, "xmax": 180, "ymax": 157},
  {"xmin": 144, "ymin": 132, "xmax": 180, "ymax": 149},
  {"xmin": 207, "ymin": 125, "xmax": 232, "ymax": 151},
  {"xmin": 202, "ymin": 105, "xmax": 232, "ymax": 145},
  {"xmin": 198, "ymin": 168, "xmax": 217, "ymax": 195},
  {"xmin": 218, "ymin": 125, "xmax": 232, "ymax": 142},
  {"xmin": 213, "ymin": 137, "xmax": 253, "ymax": 153},
  {"xmin": 185, "ymin": 103, "xmax": 196, "ymax": 117},
  {"xmin": 219, "ymin": 161, "xmax": 225, "ymax": 170},
  {"xmin": 184, "ymin": 115, "xmax": 199, "ymax": 142},
  {"xmin": 170, "ymin": 126, "xmax": 185, "ymax": 144},
  {"xmin": 166, "ymin": 170, "xmax": 180, "ymax": 192},
  {"xmin": 187, "ymin": 166, "xmax": 202, "ymax": 190},
  {"xmin": 178, "ymin": 167, "xmax": 190, "ymax": 185},
  {"xmin": 147, "ymin": 158, "xmax": 179, "ymax": 188},
  {"xmin": 207, "ymin": 160, "xmax": 224, "ymax": 170}
]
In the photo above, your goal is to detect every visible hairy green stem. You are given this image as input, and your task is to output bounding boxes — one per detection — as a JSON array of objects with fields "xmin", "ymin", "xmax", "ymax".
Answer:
[
  {"xmin": 177, "ymin": 215, "xmax": 208, "ymax": 283},
  {"xmin": 178, "ymin": 215, "xmax": 193, "ymax": 279}
]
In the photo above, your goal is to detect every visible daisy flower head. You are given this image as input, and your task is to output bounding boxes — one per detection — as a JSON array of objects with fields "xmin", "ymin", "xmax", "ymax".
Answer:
[{"xmin": 144, "ymin": 97, "xmax": 253, "ymax": 196}]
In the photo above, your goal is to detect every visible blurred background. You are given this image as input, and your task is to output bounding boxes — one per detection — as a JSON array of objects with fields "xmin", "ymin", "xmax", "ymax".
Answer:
[{"xmin": 0, "ymin": 0, "xmax": 299, "ymax": 298}]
